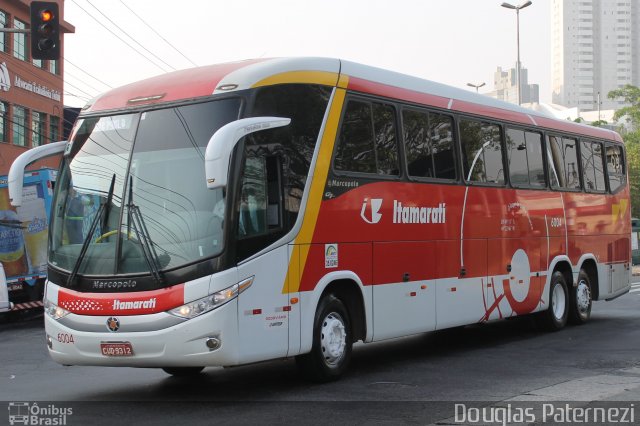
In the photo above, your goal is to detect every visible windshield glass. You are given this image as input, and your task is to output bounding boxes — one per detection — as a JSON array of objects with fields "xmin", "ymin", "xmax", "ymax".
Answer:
[{"xmin": 50, "ymin": 98, "xmax": 240, "ymax": 279}]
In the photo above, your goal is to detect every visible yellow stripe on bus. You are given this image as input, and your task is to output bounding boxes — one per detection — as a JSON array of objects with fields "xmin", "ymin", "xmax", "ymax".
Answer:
[
  {"xmin": 252, "ymin": 71, "xmax": 339, "ymax": 88},
  {"xmin": 283, "ymin": 86, "xmax": 348, "ymax": 294}
]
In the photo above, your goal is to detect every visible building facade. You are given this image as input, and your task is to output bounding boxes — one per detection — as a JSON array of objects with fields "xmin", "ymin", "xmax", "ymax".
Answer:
[
  {"xmin": 486, "ymin": 64, "xmax": 540, "ymax": 104},
  {"xmin": 0, "ymin": 0, "xmax": 74, "ymax": 175},
  {"xmin": 552, "ymin": 0, "xmax": 639, "ymax": 111}
]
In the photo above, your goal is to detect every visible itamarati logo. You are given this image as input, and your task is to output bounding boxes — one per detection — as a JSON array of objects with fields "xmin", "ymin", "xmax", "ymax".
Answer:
[
  {"xmin": 360, "ymin": 198, "xmax": 383, "ymax": 224},
  {"xmin": 393, "ymin": 201, "xmax": 446, "ymax": 224},
  {"xmin": 8, "ymin": 402, "xmax": 73, "ymax": 425}
]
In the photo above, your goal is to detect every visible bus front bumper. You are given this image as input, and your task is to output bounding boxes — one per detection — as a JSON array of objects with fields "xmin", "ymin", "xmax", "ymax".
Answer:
[{"xmin": 44, "ymin": 299, "xmax": 240, "ymax": 367}]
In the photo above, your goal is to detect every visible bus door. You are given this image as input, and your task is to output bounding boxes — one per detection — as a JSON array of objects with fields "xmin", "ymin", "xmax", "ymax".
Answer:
[{"xmin": 235, "ymin": 155, "xmax": 290, "ymax": 363}]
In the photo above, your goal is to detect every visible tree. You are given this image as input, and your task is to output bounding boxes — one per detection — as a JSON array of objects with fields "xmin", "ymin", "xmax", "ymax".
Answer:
[
  {"xmin": 608, "ymin": 85, "xmax": 640, "ymax": 128},
  {"xmin": 623, "ymin": 131, "xmax": 639, "ymax": 218},
  {"xmin": 608, "ymin": 85, "xmax": 640, "ymax": 218},
  {"xmin": 590, "ymin": 120, "xmax": 608, "ymax": 128}
]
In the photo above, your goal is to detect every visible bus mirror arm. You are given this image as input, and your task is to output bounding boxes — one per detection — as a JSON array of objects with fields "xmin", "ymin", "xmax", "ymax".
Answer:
[
  {"xmin": 8, "ymin": 141, "xmax": 67, "ymax": 207},
  {"xmin": 204, "ymin": 117, "xmax": 291, "ymax": 190}
]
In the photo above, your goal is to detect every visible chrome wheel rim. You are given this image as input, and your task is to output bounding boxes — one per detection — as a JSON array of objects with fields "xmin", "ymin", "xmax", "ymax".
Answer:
[
  {"xmin": 576, "ymin": 279, "xmax": 591, "ymax": 315},
  {"xmin": 320, "ymin": 312, "xmax": 346, "ymax": 366},
  {"xmin": 552, "ymin": 283, "xmax": 566, "ymax": 320}
]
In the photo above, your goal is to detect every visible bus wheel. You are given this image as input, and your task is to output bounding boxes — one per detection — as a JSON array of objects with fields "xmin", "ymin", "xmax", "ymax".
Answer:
[
  {"xmin": 536, "ymin": 271, "xmax": 569, "ymax": 331},
  {"xmin": 161, "ymin": 367, "xmax": 204, "ymax": 377},
  {"xmin": 296, "ymin": 294, "xmax": 352, "ymax": 382},
  {"xmin": 569, "ymin": 270, "xmax": 592, "ymax": 325}
]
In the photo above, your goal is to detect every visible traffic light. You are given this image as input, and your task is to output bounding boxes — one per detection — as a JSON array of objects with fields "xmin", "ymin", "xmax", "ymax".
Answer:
[{"xmin": 30, "ymin": 1, "xmax": 60, "ymax": 60}]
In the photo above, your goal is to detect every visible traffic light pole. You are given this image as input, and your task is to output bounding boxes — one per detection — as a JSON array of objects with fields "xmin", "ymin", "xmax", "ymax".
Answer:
[{"xmin": 0, "ymin": 29, "xmax": 29, "ymax": 33}]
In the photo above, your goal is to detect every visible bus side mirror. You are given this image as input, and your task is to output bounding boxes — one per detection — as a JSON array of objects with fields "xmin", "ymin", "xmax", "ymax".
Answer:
[
  {"xmin": 204, "ymin": 117, "xmax": 291, "ymax": 190},
  {"xmin": 8, "ymin": 141, "xmax": 66, "ymax": 206}
]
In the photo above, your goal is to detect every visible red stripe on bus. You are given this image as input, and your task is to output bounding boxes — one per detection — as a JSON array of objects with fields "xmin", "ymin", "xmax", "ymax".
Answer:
[{"xmin": 57, "ymin": 284, "xmax": 185, "ymax": 316}]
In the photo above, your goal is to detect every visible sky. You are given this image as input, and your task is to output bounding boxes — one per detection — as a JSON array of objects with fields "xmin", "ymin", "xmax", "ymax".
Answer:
[{"xmin": 61, "ymin": 0, "xmax": 552, "ymax": 108}]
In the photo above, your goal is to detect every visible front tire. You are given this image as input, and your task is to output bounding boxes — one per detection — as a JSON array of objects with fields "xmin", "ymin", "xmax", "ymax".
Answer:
[
  {"xmin": 568, "ymin": 269, "xmax": 592, "ymax": 325},
  {"xmin": 296, "ymin": 294, "xmax": 352, "ymax": 382},
  {"xmin": 162, "ymin": 367, "xmax": 204, "ymax": 377},
  {"xmin": 536, "ymin": 271, "xmax": 569, "ymax": 331}
]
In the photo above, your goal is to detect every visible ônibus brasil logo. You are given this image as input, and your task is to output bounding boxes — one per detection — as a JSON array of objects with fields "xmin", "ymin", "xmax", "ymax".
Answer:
[{"xmin": 360, "ymin": 198, "xmax": 447, "ymax": 225}]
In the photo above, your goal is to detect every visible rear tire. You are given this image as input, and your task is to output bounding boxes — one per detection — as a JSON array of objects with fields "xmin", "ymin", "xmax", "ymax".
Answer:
[
  {"xmin": 536, "ymin": 271, "xmax": 569, "ymax": 331},
  {"xmin": 296, "ymin": 294, "xmax": 352, "ymax": 382},
  {"xmin": 568, "ymin": 269, "xmax": 592, "ymax": 325},
  {"xmin": 161, "ymin": 367, "xmax": 204, "ymax": 377}
]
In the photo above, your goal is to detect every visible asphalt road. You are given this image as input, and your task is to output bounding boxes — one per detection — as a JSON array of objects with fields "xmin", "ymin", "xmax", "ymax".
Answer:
[{"xmin": 2, "ymin": 277, "xmax": 640, "ymax": 425}]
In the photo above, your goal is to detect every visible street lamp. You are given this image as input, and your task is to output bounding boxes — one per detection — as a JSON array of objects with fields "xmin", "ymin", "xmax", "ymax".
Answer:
[
  {"xmin": 467, "ymin": 82, "xmax": 486, "ymax": 93},
  {"xmin": 501, "ymin": 0, "xmax": 532, "ymax": 106}
]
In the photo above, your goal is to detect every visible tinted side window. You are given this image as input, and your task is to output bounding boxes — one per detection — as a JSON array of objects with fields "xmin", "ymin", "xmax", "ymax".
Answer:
[
  {"xmin": 526, "ymin": 132, "xmax": 545, "ymax": 187},
  {"xmin": 431, "ymin": 114, "xmax": 456, "ymax": 179},
  {"xmin": 592, "ymin": 142, "xmax": 606, "ymax": 192},
  {"xmin": 250, "ymin": 84, "xmax": 331, "ymax": 235},
  {"xmin": 334, "ymin": 99, "xmax": 399, "ymax": 176},
  {"xmin": 460, "ymin": 119, "xmax": 504, "ymax": 184},
  {"xmin": 507, "ymin": 129, "xmax": 545, "ymax": 188},
  {"xmin": 335, "ymin": 101, "xmax": 376, "ymax": 173},
  {"xmin": 373, "ymin": 103, "xmax": 399, "ymax": 175},
  {"xmin": 547, "ymin": 135, "xmax": 564, "ymax": 188},
  {"xmin": 563, "ymin": 137, "xmax": 581, "ymax": 190},
  {"xmin": 606, "ymin": 144, "xmax": 625, "ymax": 192},
  {"xmin": 581, "ymin": 141, "xmax": 606, "ymax": 192},
  {"xmin": 403, "ymin": 109, "xmax": 456, "ymax": 180},
  {"xmin": 506, "ymin": 128, "xmax": 528, "ymax": 186},
  {"xmin": 548, "ymin": 135, "xmax": 580, "ymax": 190}
]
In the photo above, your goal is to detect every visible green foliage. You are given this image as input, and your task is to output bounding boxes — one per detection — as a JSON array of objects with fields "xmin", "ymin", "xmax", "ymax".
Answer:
[
  {"xmin": 590, "ymin": 120, "xmax": 608, "ymax": 128},
  {"xmin": 624, "ymin": 132, "xmax": 639, "ymax": 218},
  {"xmin": 573, "ymin": 117, "xmax": 584, "ymax": 123},
  {"xmin": 608, "ymin": 85, "xmax": 640, "ymax": 127}
]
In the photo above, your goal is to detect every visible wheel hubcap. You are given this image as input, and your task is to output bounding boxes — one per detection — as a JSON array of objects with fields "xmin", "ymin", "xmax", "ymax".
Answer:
[
  {"xmin": 320, "ymin": 312, "xmax": 346, "ymax": 366},
  {"xmin": 552, "ymin": 283, "xmax": 566, "ymax": 320},
  {"xmin": 576, "ymin": 279, "xmax": 591, "ymax": 314}
]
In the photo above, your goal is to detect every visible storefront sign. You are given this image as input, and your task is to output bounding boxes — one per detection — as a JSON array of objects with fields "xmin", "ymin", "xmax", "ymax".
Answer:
[{"xmin": 0, "ymin": 61, "xmax": 61, "ymax": 101}]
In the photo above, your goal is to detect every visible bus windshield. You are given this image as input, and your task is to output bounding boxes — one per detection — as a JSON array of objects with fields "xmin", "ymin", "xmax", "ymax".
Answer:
[{"xmin": 49, "ymin": 98, "xmax": 241, "ymax": 281}]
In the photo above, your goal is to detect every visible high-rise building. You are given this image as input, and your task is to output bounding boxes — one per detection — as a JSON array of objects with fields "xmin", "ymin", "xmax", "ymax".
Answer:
[
  {"xmin": 486, "ymin": 64, "xmax": 539, "ymax": 104},
  {"xmin": 551, "ymin": 0, "xmax": 639, "ymax": 111}
]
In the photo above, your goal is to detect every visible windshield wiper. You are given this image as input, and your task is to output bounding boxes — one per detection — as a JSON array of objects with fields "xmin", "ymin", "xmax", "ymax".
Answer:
[
  {"xmin": 127, "ymin": 176, "xmax": 163, "ymax": 285},
  {"xmin": 67, "ymin": 174, "xmax": 116, "ymax": 287}
]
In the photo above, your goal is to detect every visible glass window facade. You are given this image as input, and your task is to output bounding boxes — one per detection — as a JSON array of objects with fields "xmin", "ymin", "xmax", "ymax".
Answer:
[
  {"xmin": 12, "ymin": 105, "xmax": 26, "ymax": 146},
  {"xmin": 0, "ymin": 11, "xmax": 7, "ymax": 53},
  {"xmin": 13, "ymin": 18, "xmax": 27, "ymax": 60},
  {"xmin": 32, "ymin": 111, "xmax": 45, "ymax": 147}
]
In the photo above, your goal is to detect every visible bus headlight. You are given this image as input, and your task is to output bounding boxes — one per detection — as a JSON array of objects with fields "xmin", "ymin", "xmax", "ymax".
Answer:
[
  {"xmin": 44, "ymin": 300, "xmax": 70, "ymax": 320},
  {"xmin": 168, "ymin": 277, "xmax": 253, "ymax": 319}
]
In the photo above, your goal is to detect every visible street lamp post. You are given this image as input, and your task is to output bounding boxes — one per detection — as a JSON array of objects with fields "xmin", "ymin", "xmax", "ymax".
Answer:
[
  {"xmin": 501, "ymin": 1, "xmax": 532, "ymax": 106},
  {"xmin": 466, "ymin": 82, "xmax": 486, "ymax": 93}
]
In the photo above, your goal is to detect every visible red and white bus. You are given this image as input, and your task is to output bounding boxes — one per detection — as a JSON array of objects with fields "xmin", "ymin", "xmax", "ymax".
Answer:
[{"xmin": 9, "ymin": 58, "xmax": 631, "ymax": 381}]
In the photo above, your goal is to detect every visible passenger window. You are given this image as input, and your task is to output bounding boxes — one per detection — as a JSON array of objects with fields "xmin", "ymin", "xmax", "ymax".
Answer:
[
  {"xmin": 460, "ymin": 119, "xmax": 504, "ymax": 184},
  {"xmin": 581, "ymin": 141, "xmax": 606, "ymax": 192},
  {"xmin": 334, "ymin": 99, "xmax": 399, "ymax": 176},
  {"xmin": 403, "ymin": 108, "xmax": 456, "ymax": 180},
  {"xmin": 506, "ymin": 128, "xmax": 528, "ymax": 186},
  {"xmin": 526, "ymin": 132, "xmax": 545, "ymax": 187},
  {"xmin": 506, "ymin": 128, "xmax": 545, "ymax": 188},
  {"xmin": 606, "ymin": 144, "xmax": 625, "ymax": 192},
  {"xmin": 592, "ymin": 142, "xmax": 606, "ymax": 192},
  {"xmin": 547, "ymin": 135, "xmax": 580, "ymax": 190}
]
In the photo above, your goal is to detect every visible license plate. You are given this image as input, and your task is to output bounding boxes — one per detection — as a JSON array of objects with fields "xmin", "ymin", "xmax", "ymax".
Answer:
[{"xmin": 100, "ymin": 342, "xmax": 134, "ymax": 357}]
